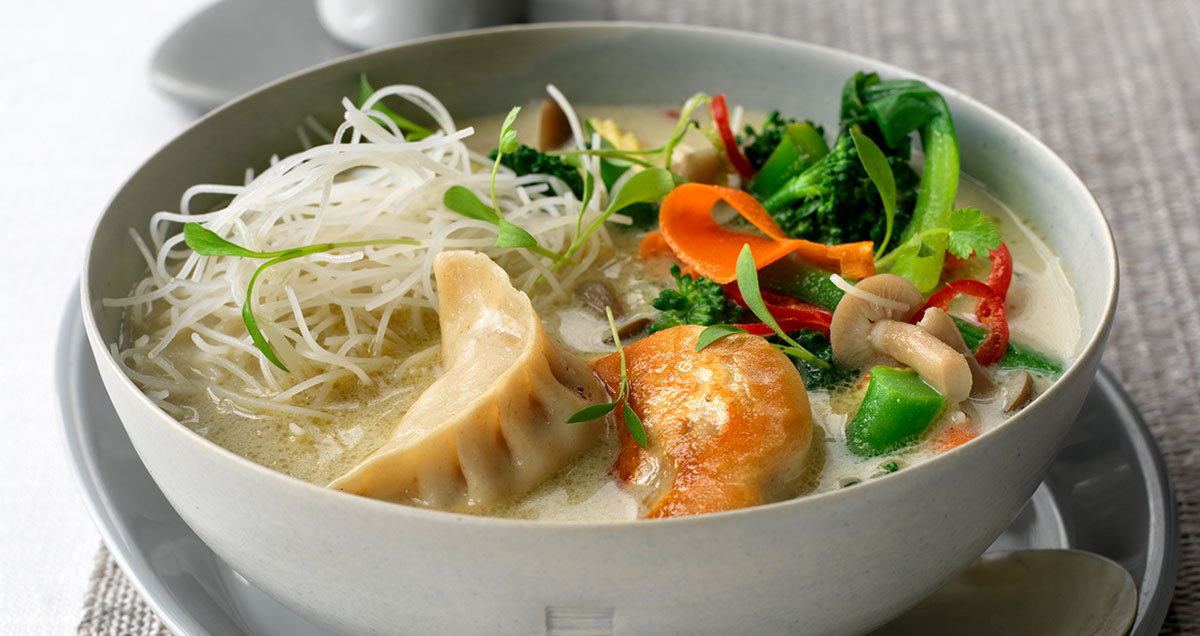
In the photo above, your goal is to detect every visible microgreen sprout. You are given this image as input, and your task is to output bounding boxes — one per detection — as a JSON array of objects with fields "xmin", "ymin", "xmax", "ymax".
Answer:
[
  {"xmin": 182, "ymin": 222, "xmax": 420, "ymax": 372},
  {"xmin": 849, "ymin": 128, "xmax": 898, "ymax": 259},
  {"xmin": 694, "ymin": 245, "xmax": 828, "ymax": 368},
  {"xmin": 357, "ymin": 75, "xmax": 434, "ymax": 141},
  {"xmin": 442, "ymin": 106, "xmax": 567, "ymax": 263},
  {"xmin": 566, "ymin": 306, "xmax": 648, "ymax": 449},
  {"xmin": 660, "ymin": 92, "xmax": 711, "ymax": 170},
  {"xmin": 693, "ymin": 324, "xmax": 749, "ymax": 351},
  {"xmin": 547, "ymin": 92, "xmax": 709, "ymax": 172},
  {"xmin": 556, "ymin": 167, "xmax": 675, "ymax": 270}
]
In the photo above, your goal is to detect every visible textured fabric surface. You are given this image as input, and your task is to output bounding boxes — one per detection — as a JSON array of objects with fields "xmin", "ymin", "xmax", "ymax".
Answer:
[
  {"xmin": 81, "ymin": 0, "xmax": 1199, "ymax": 633},
  {"xmin": 78, "ymin": 549, "xmax": 171, "ymax": 636}
]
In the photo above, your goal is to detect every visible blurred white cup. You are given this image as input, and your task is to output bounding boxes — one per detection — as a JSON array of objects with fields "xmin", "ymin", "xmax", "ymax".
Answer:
[{"xmin": 316, "ymin": 0, "xmax": 526, "ymax": 49}]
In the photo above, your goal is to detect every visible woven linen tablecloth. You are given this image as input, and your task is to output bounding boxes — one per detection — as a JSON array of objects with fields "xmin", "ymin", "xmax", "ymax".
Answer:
[{"xmin": 78, "ymin": 1, "xmax": 1200, "ymax": 634}]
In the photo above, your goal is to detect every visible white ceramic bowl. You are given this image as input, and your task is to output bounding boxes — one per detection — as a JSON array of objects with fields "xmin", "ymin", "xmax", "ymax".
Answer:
[{"xmin": 82, "ymin": 23, "xmax": 1117, "ymax": 636}]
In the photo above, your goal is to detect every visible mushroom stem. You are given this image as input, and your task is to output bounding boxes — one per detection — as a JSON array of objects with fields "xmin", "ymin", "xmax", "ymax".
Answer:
[
  {"xmin": 916, "ymin": 307, "xmax": 998, "ymax": 398},
  {"xmin": 868, "ymin": 320, "xmax": 972, "ymax": 403}
]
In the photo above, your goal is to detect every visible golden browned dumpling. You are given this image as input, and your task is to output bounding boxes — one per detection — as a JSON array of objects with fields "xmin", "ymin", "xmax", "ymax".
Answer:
[{"xmin": 591, "ymin": 325, "xmax": 813, "ymax": 518}]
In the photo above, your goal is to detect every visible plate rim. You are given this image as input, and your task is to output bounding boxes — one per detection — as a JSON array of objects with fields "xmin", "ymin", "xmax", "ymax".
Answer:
[{"xmin": 57, "ymin": 283, "xmax": 207, "ymax": 636}]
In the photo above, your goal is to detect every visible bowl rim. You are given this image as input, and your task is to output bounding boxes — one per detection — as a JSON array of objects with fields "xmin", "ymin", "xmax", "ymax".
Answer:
[{"xmin": 81, "ymin": 20, "xmax": 1119, "ymax": 530}]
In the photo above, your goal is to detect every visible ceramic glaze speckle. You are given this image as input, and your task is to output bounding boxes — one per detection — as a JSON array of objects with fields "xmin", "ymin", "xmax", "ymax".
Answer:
[{"xmin": 81, "ymin": 23, "xmax": 1117, "ymax": 636}]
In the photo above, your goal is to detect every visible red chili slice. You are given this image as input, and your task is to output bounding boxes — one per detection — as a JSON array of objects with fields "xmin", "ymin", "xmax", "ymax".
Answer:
[
  {"xmin": 736, "ymin": 316, "xmax": 832, "ymax": 337},
  {"xmin": 985, "ymin": 242, "xmax": 1012, "ymax": 299},
  {"xmin": 914, "ymin": 279, "xmax": 1009, "ymax": 366},
  {"xmin": 725, "ymin": 284, "xmax": 833, "ymax": 336},
  {"xmin": 710, "ymin": 94, "xmax": 756, "ymax": 182}
]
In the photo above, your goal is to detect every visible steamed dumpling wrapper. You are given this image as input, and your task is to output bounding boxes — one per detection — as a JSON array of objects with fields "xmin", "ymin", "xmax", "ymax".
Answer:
[{"xmin": 329, "ymin": 251, "xmax": 607, "ymax": 511}]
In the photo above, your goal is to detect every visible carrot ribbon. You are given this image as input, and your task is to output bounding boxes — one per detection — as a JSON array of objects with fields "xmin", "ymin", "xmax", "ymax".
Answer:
[{"xmin": 658, "ymin": 183, "xmax": 875, "ymax": 284}]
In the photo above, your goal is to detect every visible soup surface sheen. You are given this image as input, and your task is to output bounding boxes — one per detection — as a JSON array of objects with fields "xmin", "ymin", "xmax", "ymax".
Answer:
[{"xmin": 121, "ymin": 103, "xmax": 1080, "ymax": 521}]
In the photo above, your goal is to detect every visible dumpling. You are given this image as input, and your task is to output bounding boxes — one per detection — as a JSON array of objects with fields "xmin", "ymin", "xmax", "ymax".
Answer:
[
  {"xmin": 591, "ymin": 325, "xmax": 813, "ymax": 518},
  {"xmin": 329, "ymin": 251, "xmax": 607, "ymax": 512}
]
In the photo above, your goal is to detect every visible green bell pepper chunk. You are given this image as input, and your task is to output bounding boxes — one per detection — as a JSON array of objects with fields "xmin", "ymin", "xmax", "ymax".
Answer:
[{"xmin": 846, "ymin": 366, "xmax": 946, "ymax": 457}]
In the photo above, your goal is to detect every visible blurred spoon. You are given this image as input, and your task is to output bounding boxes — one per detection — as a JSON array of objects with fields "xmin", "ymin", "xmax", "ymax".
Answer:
[{"xmin": 872, "ymin": 549, "xmax": 1138, "ymax": 636}]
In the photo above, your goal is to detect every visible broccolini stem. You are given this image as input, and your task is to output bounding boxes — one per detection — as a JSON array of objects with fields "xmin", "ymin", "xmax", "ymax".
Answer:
[{"xmin": 886, "ymin": 108, "xmax": 959, "ymax": 292}]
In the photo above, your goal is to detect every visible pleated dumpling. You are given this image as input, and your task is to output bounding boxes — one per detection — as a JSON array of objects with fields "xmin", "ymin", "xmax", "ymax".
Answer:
[{"xmin": 329, "ymin": 251, "xmax": 607, "ymax": 512}]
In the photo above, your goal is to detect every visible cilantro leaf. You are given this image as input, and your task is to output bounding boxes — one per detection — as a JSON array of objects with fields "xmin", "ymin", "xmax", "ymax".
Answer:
[{"xmin": 945, "ymin": 207, "xmax": 1000, "ymax": 259}]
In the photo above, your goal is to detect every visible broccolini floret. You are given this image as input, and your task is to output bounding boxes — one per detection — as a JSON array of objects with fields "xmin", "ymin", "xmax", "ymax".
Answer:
[
  {"xmin": 650, "ymin": 265, "xmax": 744, "ymax": 334},
  {"xmin": 490, "ymin": 144, "xmax": 585, "ymax": 198},
  {"xmin": 741, "ymin": 112, "xmax": 826, "ymax": 171},
  {"xmin": 762, "ymin": 132, "xmax": 920, "ymax": 246}
]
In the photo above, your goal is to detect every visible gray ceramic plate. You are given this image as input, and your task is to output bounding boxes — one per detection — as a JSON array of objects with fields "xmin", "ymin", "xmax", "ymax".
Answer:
[{"xmin": 56, "ymin": 288, "xmax": 1177, "ymax": 635}]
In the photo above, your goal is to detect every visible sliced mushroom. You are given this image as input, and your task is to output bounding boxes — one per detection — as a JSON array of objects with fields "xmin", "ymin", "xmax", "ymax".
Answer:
[
  {"xmin": 537, "ymin": 97, "xmax": 572, "ymax": 151},
  {"xmin": 917, "ymin": 307, "xmax": 998, "ymax": 398},
  {"xmin": 1002, "ymin": 370, "xmax": 1035, "ymax": 413},
  {"xmin": 672, "ymin": 147, "xmax": 723, "ymax": 185},
  {"xmin": 575, "ymin": 279, "xmax": 623, "ymax": 318},
  {"xmin": 830, "ymin": 274, "xmax": 923, "ymax": 369},
  {"xmin": 831, "ymin": 274, "xmax": 972, "ymax": 403}
]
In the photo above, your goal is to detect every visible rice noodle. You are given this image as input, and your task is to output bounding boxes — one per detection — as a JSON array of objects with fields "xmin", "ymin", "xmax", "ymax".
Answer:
[
  {"xmin": 830, "ymin": 274, "xmax": 912, "ymax": 312},
  {"xmin": 106, "ymin": 85, "xmax": 617, "ymax": 415}
]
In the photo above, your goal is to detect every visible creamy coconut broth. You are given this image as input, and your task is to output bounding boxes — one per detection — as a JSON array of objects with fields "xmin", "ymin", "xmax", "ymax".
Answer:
[{"xmin": 110, "ymin": 80, "xmax": 1080, "ymax": 521}]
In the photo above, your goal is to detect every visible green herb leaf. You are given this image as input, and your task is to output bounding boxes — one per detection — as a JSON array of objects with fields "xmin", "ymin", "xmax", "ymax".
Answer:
[
  {"xmin": 444, "ymin": 182, "xmax": 561, "ymax": 263},
  {"xmin": 184, "ymin": 221, "xmax": 421, "ymax": 373},
  {"xmin": 661, "ymin": 92, "xmax": 711, "ymax": 169},
  {"xmin": 443, "ymin": 185, "xmax": 501, "ymax": 224},
  {"xmin": 498, "ymin": 106, "xmax": 521, "ymax": 154},
  {"xmin": 566, "ymin": 401, "xmax": 618, "ymax": 423},
  {"xmin": 604, "ymin": 167, "xmax": 675, "ymax": 217},
  {"xmin": 607, "ymin": 306, "xmax": 628, "ymax": 383},
  {"xmin": 243, "ymin": 258, "xmax": 291, "ymax": 372},
  {"xmin": 734, "ymin": 244, "xmax": 788, "ymax": 338},
  {"xmin": 945, "ymin": 207, "xmax": 1001, "ymax": 259},
  {"xmin": 623, "ymin": 402, "xmax": 648, "ymax": 449},
  {"xmin": 734, "ymin": 244, "xmax": 828, "ymax": 368},
  {"xmin": 575, "ymin": 168, "xmax": 596, "ymax": 237},
  {"xmin": 184, "ymin": 223, "xmax": 276, "ymax": 259},
  {"xmin": 694, "ymin": 324, "xmax": 748, "ymax": 351},
  {"xmin": 772, "ymin": 343, "xmax": 828, "ymax": 368},
  {"xmin": 357, "ymin": 75, "xmax": 434, "ymax": 140},
  {"xmin": 558, "ymin": 167, "xmax": 675, "ymax": 268},
  {"xmin": 495, "ymin": 220, "xmax": 538, "ymax": 248},
  {"xmin": 567, "ymin": 305, "xmax": 650, "ymax": 449},
  {"xmin": 850, "ymin": 128, "xmax": 897, "ymax": 258}
]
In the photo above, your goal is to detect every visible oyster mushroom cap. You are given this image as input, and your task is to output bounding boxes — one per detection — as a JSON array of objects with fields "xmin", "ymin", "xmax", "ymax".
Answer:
[{"xmin": 830, "ymin": 274, "xmax": 924, "ymax": 369}]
